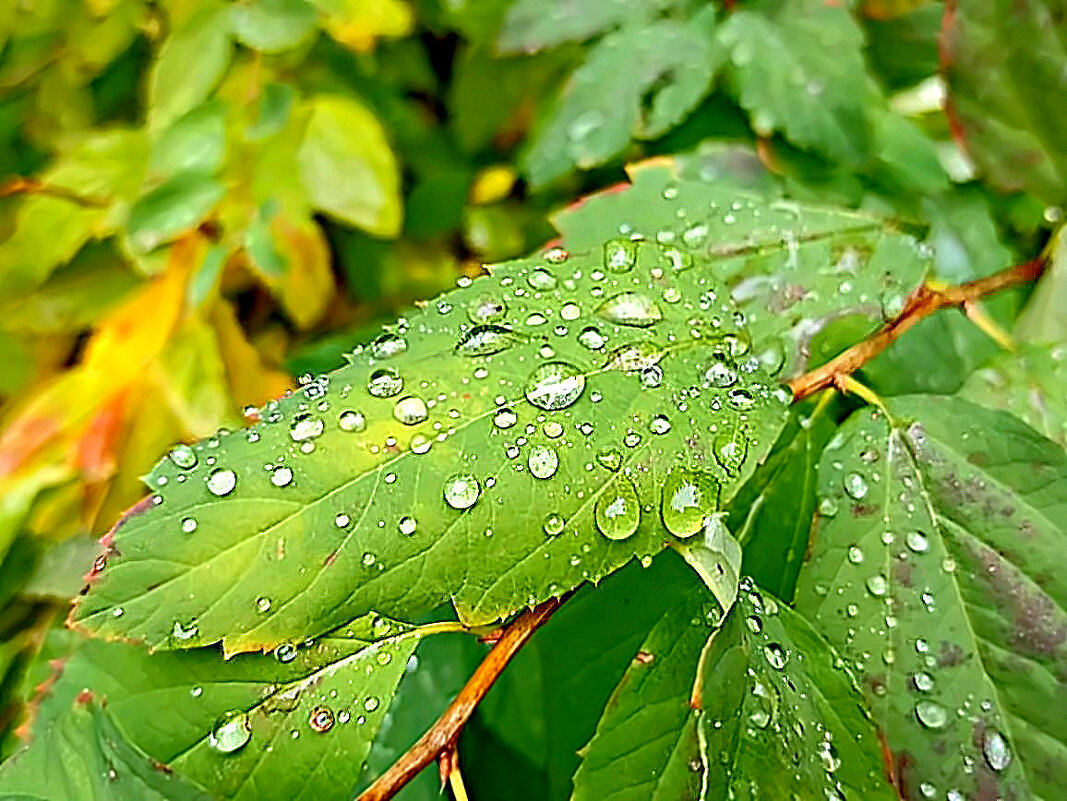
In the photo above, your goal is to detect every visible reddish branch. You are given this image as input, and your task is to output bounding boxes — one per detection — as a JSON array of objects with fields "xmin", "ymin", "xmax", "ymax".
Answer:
[
  {"xmin": 358, "ymin": 596, "xmax": 566, "ymax": 801},
  {"xmin": 787, "ymin": 257, "xmax": 1048, "ymax": 402}
]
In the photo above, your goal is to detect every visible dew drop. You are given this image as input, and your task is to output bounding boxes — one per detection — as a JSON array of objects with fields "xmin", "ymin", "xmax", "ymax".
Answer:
[
  {"xmin": 364, "ymin": 697, "xmax": 380, "ymax": 712},
  {"xmin": 527, "ymin": 268, "xmax": 557, "ymax": 290},
  {"xmin": 596, "ymin": 449, "xmax": 622, "ymax": 472},
  {"xmin": 289, "ymin": 414, "xmax": 324, "ymax": 442},
  {"xmin": 843, "ymin": 472, "xmax": 869, "ymax": 500},
  {"xmin": 913, "ymin": 672, "xmax": 934, "ymax": 692},
  {"xmin": 982, "ymin": 729, "xmax": 1012, "ymax": 772},
  {"xmin": 274, "ymin": 643, "xmax": 297, "ymax": 663},
  {"xmin": 596, "ymin": 292, "xmax": 662, "ymax": 327},
  {"xmin": 594, "ymin": 477, "xmax": 641, "ymax": 541},
  {"xmin": 914, "ymin": 700, "xmax": 948, "ymax": 729},
  {"xmin": 181, "ymin": 517, "xmax": 198, "ymax": 533},
  {"xmin": 339, "ymin": 410, "xmax": 366, "ymax": 432},
  {"xmin": 206, "ymin": 469, "xmax": 237, "ymax": 496},
  {"xmin": 256, "ymin": 596, "xmax": 271, "ymax": 613},
  {"xmin": 398, "ymin": 516, "xmax": 417, "ymax": 536},
  {"xmin": 763, "ymin": 643, "xmax": 788, "ymax": 669},
  {"xmin": 169, "ymin": 444, "xmax": 198, "ymax": 469},
  {"xmin": 209, "ymin": 711, "xmax": 251, "ymax": 753},
  {"xmin": 705, "ymin": 361, "xmax": 738, "ymax": 388},
  {"xmin": 370, "ymin": 333, "xmax": 407, "ymax": 360},
  {"xmin": 368, "ymin": 368, "xmax": 404, "ymax": 398},
  {"xmin": 467, "ymin": 295, "xmax": 507, "ymax": 324},
  {"xmin": 661, "ymin": 469, "xmax": 720, "ymax": 538},
  {"xmin": 443, "ymin": 474, "xmax": 481, "ymax": 509},
  {"xmin": 493, "ymin": 407, "xmax": 518, "ymax": 429},
  {"xmin": 578, "ymin": 326, "xmax": 606, "ymax": 350},
  {"xmin": 524, "ymin": 362, "xmax": 586, "ymax": 411},
  {"xmin": 847, "ymin": 545, "xmax": 864, "ymax": 564},
  {"xmin": 270, "ymin": 466, "xmax": 293, "ymax": 487},
  {"xmin": 648, "ymin": 414, "xmax": 671, "ymax": 435},
  {"xmin": 393, "ymin": 395, "xmax": 428, "ymax": 425},
  {"xmin": 866, "ymin": 574, "xmax": 888, "ymax": 597},
  {"xmin": 906, "ymin": 530, "xmax": 929, "ymax": 553},
  {"xmin": 528, "ymin": 445, "xmax": 560, "ymax": 479},
  {"xmin": 603, "ymin": 238, "xmax": 637, "ymax": 273},
  {"xmin": 456, "ymin": 324, "xmax": 520, "ymax": 357},
  {"xmin": 542, "ymin": 514, "xmax": 565, "ymax": 536},
  {"xmin": 560, "ymin": 302, "xmax": 581, "ymax": 320},
  {"xmin": 309, "ymin": 706, "xmax": 335, "ymax": 733},
  {"xmin": 410, "ymin": 434, "xmax": 432, "ymax": 454},
  {"xmin": 712, "ymin": 430, "xmax": 748, "ymax": 476}
]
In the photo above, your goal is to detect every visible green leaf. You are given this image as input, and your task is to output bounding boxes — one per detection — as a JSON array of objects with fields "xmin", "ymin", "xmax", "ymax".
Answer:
[
  {"xmin": 522, "ymin": 12, "xmax": 724, "ymax": 187},
  {"xmin": 570, "ymin": 583, "xmax": 713, "ymax": 801},
  {"xmin": 795, "ymin": 397, "xmax": 1067, "ymax": 799},
  {"xmin": 148, "ymin": 4, "xmax": 233, "ymax": 130},
  {"xmin": 126, "ymin": 172, "xmax": 225, "ymax": 253},
  {"xmin": 943, "ymin": 0, "xmax": 1067, "ymax": 204},
  {"xmin": 676, "ymin": 514, "xmax": 742, "ymax": 613},
  {"xmin": 699, "ymin": 582, "xmax": 897, "ymax": 800},
  {"xmin": 497, "ymin": 0, "xmax": 663, "ymax": 53},
  {"xmin": 0, "ymin": 617, "xmax": 419, "ymax": 800},
  {"xmin": 230, "ymin": 0, "xmax": 319, "ymax": 53},
  {"xmin": 958, "ymin": 343, "xmax": 1067, "ymax": 447},
  {"xmin": 554, "ymin": 161, "xmax": 931, "ymax": 379},
  {"xmin": 72, "ymin": 234, "xmax": 790, "ymax": 653},
  {"xmin": 298, "ymin": 94, "xmax": 402, "ymax": 237},
  {"xmin": 149, "ymin": 100, "xmax": 228, "ymax": 180},
  {"xmin": 1015, "ymin": 227, "xmax": 1067, "ymax": 344},
  {"xmin": 727, "ymin": 397, "xmax": 841, "ymax": 601},
  {"xmin": 717, "ymin": 0, "xmax": 876, "ymax": 166}
]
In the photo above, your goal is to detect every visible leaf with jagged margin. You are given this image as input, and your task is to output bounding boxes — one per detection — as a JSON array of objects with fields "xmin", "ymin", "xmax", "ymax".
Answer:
[
  {"xmin": 522, "ymin": 10, "xmax": 723, "ymax": 187},
  {"xmin": 72, "ymin": 233, "xmax": 789, "ymax": 654},
  {"xmin": 0, "ymin": 615, "xmax": 419, "ymax": 801},
  {"xmin": 716, "ymin": 0, "xmax": 877, "ymax": 167},
  {"xmin": 497, "ymin": 0, "xmax": 666, "ymax": 53},
  {"xmin": 572, "ymin": 579, "xmax": 897, "ymax": 800},
  {"xmin": 554, "ymin": 161, "xmax": 931, "ymax": 380},
  {"xmin": 959, "ymin": 344, "xmax": 1067, "ymax": 448},
  {"xmin": 796, "ymin": 397, "xmax": 1067, "ymax": 800},
  {"xmin": 942, "ymin": 0, "xmax": 1067, "ymax": 204}
]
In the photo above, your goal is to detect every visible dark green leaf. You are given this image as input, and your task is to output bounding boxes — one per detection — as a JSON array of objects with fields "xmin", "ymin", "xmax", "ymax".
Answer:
[
  {"xmin": 943, "ymin": 0, "xmax": 1067, "ymax": 203},
  {"xmin": 498, "ymin": 0, "xmax": 663, "ymax": 53},
  {"xmin": 522, "ymin": 12, "xmax": 723, "ymax": 187},
  {"xmin": 796, "ymin": 397, "xmax": 1067, "ymax": 799},
  {"xmin": 126, "ymin": 172, "xmax": 225, "ymax": 253}
]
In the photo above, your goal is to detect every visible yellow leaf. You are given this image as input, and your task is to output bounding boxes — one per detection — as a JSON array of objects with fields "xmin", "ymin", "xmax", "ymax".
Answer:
[{"xmin": 312, "ymin": 0, "xmax": 413, "ymax": 52}]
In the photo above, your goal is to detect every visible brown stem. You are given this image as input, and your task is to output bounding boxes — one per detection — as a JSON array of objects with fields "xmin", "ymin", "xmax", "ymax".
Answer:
[
  {"xmin": 0, "ymin": 177, "xmax": 110, "ymax": 207},
  {"xmin": 787, "ymin": 257, "xmax": 1048, "ymax": 402},
  {"xmin": 358, "ymin": 596, "xmax": 567, "ymax": 801}
]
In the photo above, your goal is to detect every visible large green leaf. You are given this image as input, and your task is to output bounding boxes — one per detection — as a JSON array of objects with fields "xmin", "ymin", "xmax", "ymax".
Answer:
[
  {"xmin": 796, "ymin": 397, "xmax": 1067, "ymax": 799},
  {"xmin": 573, "ymin": 579, "xmax": 897, "ymax": 800},
  {"xmin": 554, "ymin": 161, "xmax": 931, "ymax": 380},
  {"xmin": 497, "ymin": 0, "xmax": 662, "ymax": 53},
  {"xmin": 1015, "ymin": 228, "xmax": 1067, "ymax": 344},
  {"xmin": 717, "ymin": 0, "xmax": 876, "ymax": 166},
  {"xmin": 942, "ymin": 0, "xmax": 1067, "ymax": 204},
  {"xmin": 72, "ymin": 227, "xmax": 790, "ymax": 653},
  {"xmin": 0, "ymin": 617, "xmax": 420, "ymax": 800},
  {"xmin": 959, "ymin": 343, "xmax": 1067, "ymax": 447},
  {"xmin": 522, "ymin": 11, "xmax": 723, "ymax": 187}
]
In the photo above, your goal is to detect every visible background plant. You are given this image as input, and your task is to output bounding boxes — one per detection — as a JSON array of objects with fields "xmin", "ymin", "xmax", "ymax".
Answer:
[{"xmin": 0, "ymin": 0, "xmax": 1064, "ymax": 799}]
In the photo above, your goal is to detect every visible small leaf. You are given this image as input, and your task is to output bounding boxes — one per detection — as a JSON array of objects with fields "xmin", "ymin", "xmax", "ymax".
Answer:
[
  {"xmin": 126, "ymin": 172, "xmax": 225, "ymax": 253},
  {"xmin": 230, "ymin": 0, "xmax": 318, "ymax": 53},
  {"xmin": 497, "ymin": 0, "xmax": 661, "ymax": 53},
  {"xmin": 148, "ymin": 4, "xmax": 233, "ymax": 130},
  {"xmin": 796, "ymin": 397, "xmax": 1067, "ymax": 799},
  {"xmin": 309, "ymin": 0, "xmax": 413, "ymax": 52},
  {"xmin": 676, "ymin": 514, "xmax": 742, "ymax": 614},
  {"xmin": 1015, "ymin": 227, "xmax": 1067, "ymax": 344},
  {"xmin": 522, "ymin": 12, "xmax": 723, "ymax": 187},
  {"xmin": 149, "ymin": 100, "xmax": 228, "ymax": 179},
  {"xmin": 943, "ymin": 0, "xmax": 1067, "ymax": 203},
  {"xmin": 298, "ymin": 94, "xmax": 402, "ymax": 237}
]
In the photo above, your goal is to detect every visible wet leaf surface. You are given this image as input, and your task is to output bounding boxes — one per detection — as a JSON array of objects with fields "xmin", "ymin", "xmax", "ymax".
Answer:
[{"xmin": 796, "ymin": 397, "xmax": 1067, "ymax": 800}]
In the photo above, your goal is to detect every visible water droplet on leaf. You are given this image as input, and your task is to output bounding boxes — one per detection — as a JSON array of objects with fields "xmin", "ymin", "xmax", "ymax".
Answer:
[
  {"xmin": 169, "ymin": 444, "xmax": 197, "ymax": 469},
  {"xmin": 206, "ymin": 469, "xmax": 237, "ymax": 496},
  {"xmin": 393, "ymin": 395, "xmax": 428, "ymax": 425},
  {"xmin": 368, "ymin": 368, "xmax": 403, "ymax": 398},
  {"xmin": 661, "ymin": 469, "xmax": 719, "ymax": 537},
  {"xmin": 528, "ymin": 445, "xmax": 559, "ymax": 479},
  {"xmin": 443, "ymin": 474, "xmax": 481, "ymax": 509},
  {"xmin": 524, "ymin": 362, "xmax": 586, "ymax": 411},
  {"xmin": 594, "ymin": 477, "xmax": 640, "ymax": 540},
  {"xmin": 209, "ymin": 711, "xmax": 251, "ymax": 753},
  {"xmin": 596, "ymin": 292, "xmax": 662, "ymax": 328}
]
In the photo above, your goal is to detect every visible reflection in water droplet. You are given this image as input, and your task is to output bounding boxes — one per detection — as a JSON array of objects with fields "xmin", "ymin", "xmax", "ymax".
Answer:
[
  {"xmin": 543, "ymin": 514, "xmax": 565, "ymax": 536},
  {"xmin": 912, "ymin": 672, "xmax": 934, "ymax": 692},
  {"xmin": 914, "ymin": 700, "xmax": 948, "ymax": 729},
  {"xmin": 983, "ymin": 729, "xmax": 1012, "ymax": 772},
  {"xmin": 578, "ymin": 326, "xmax": 606, "ymax": 350},
  {"xmin": 368, "ymin": 368, "xmax": 403, "ymax": 398},
  {"xmin": 705, "ymin": 361, "xmax": 738, "ymax": 388},
  {"xmin": 726, "ymin": 388, "xmax": 755, "ymax": 409},
  {"xmin": 527, "ymin": 268, "xmax": 557, "ymax": 290},
  {"xmin": 640, "ymin": 365, "xmax": 663, "ymax": 388},
  {"xmin": 596, "ymin": 449, "xmax": 622, "ymax": 472},
  {"xmin": 560, "ymin": 302, "xmax": 581, "ymax": 320},
  {"xmin": 528, "ymin": 445, "xmax": 559, "ymax": 479},
  {"xmin": 467, "ymin": 295, "xmax": 508, "ymax": 324},
  {"xmin": 270, "ymin": 466, "xmax": 293, "ymax": 487},
  {"xmin": 209, "ymin": 710, "xmax": 251, "ymax": 753},
  {"xmin": 713, "ymin": 430, "xmax": 748, "ymax": 476},
  {"xmin": 661, "ymin": 470, "xmax": 719, "ymax": 537},
  {"xmin": 818, "ymin": 496, "xmax": 839, "ymax": 516},
  {"xmin": 443, "ymin": 474, "xmax": 480, "ymax": 509},
  {"xmin": 524, "ymin": 362, "xmax": 586, "ymax": 411},
  {"xmin": 603, "ymin": 238, "xmax": 637, "ymax": 273},
  {"xmin": 289, "ymin": 415, "xmax": 324, "ymax": 442},
  {"xmin": 169, "ymin": 444, "xmax": 197, "ymax": 469},
  {"xmin": 596, "ymin": 292, "xmax": 662, "ymax": 328},
  {"xmin": 649, "ymin": 414, "xmax": 671, "ymax": 435},
  {"xmin": 393, "ymin": 395, "xmax": 428, "ymax": 425},
  {"xmin": 456, "ymin": 324, "xmax": 521, "ymax": 357},
  {"xmin": 256, "ymin": 596, "xmax": 271, "ymax": 613},
  {"xmin": 763, "ymin": 643, "xmax": 788, "ymax": 669},
  {"xmin": 410, "ymin": 434, "xmax": 432, "ymax": 454},
  {"xmin": 182, "ymin": 517, "xmax": 198, "ymax": 533},
  {"xmin": 370, "ymin": 333, "xmax": 407, "ymax": 360},
  {"xmin": 274, "ymin": 643, "xmax": 297, "ymax": 663},
  {"xmin": 398, "ymin": 516, "xmax": 417, "ymax": 536},
  {"xmin": 309, "ymin": 706, "xmax": 335, "ymax": 733},
  {"xmin": 906, "ymin": 530, "xmax": 929, "ymax": 553},
  {"xmin": 843, "ymin": 472, "xmax": 869, "ymax": 500},
  {"xmin": 847, "ymin": 545, "xmax": 864, "ymax": 564},
  {"xmin": 207, "ymin": 469, "xmax": 237, "ymax": 496},
  {"xmin": 594, "ymin": 477, "xmax": 640, "ymax": 540},
  {"xmin": 866, "ymin": 574, "xmax": 888, "ymax": 596},
  {"xmin": 172, "ymin": 620, "xmax": 199, "ymax": 640},
  {"xmin": 339, "ymin": 410, "xmax": 366, "ymax": 432},
  {"xmin": 493, "ymin": 408, "xmax": 517, "ymax": 428}
]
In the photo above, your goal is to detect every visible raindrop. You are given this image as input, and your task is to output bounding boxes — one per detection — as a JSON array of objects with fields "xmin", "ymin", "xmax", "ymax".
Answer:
[
  {"xmin": 713, "ymin": 430, "xmax": 748, "ymax": 476},
  {"xmin": 270, "ymin": 466, "xmax": 293, "ymax": 487},
  {"xmin": 914, "ymin": 700, "xmax": 948, "ymax": 729},
  {"xmin": 527, "ymin": 269, "xmax": 557, "ymax": 290},
  {"xmin": 578, "ymin": 326, "xmax": 606, "ymax": 350},
  {"xmin": 596, "ymin": 449, "xmax": 622, "ymax": 472},
  {"xmin": 648, "ymin": 414, "xmax": 671, "ymax": 435},
  {"xmin": 370, "ymin": 333, "xmax": 407, "ymax": 360},
  {"xmin": 467, "ymin": 295, "xmax": 507, "ymax": 324},
  {"xmin": 542, "ymin": 514, "xmax": 565, "ymax": 536},
  {"xmin": 524, "ymin": 362, "xmax": 586, "ymax": 411},
  {"xmin": 207, "ymin": 469, "xmax": 237, "ymax": 497},
  {"xmin": 982, "ymin": 730, "xmax": 1012, "ymax": 772},
  {"xmin": 456, "ymin": 324, "xmax": 520, "ymax": 357},
  {"xmin": 364, "ymin": 696, "xmax": 380, "ymax": 712},
  {"xmin": 289, "ymin": 414, "xmax": 324, "ymax": 442},
  {"xmin": 594, "ymin": 477, "xmax": 641, "ymax": 540},
  {"xmin": 339, "ymin": 410, "xmax": 366, "ymax": 432},
  {"xmin": 560, "ymin": 302, "xmax": 581, "ymax": 320},
  {"xmin": 818, "ymin": 497, "xmax": 839, "ymax": 516},
  {"xmin": 906, "ymin": 530, "xmax": 929, "ymax": 553},
  {"xmin": 912, "ymin": 672, "xmax": 934, "ymax": 692},
  {"xmin": 493, "ymin": 407, "xmax": 518, "ymax": 428},
  {"xmin": 309, "ymin": 706, "xmax": 335, "ymax": 733},
  {"xmin": 726, "ymin": 388, "xmax": 755, "ymax": 410},
  {"xmin": 362, "ymin": 552, "xmax": 376, "ymax": 567},
  {"xmin": 169, "ymin": 444, "xmax": 198, "ymax": 469},
  {"xmin": 398, "ymin": 516, "xmax": 417, "ymax": 535},
  {"xmin": 745, "ymin": 615, "xmax": 762, "ymax": 633},
  {"xmin": 596, "ymin": 292, "xmax": 662, "ymax": 328},
  {"xmin": 410, "ymin": 434, "xmax": 432, "ymax": 454},
  {"xmin": 640, "ymin": 365, "xmax": 663, "ymax": 388},
  {"xmin": 256, "ymin": 597, "xmax": 271, "ymax": 613},
  {"xmin": 866, "ymin": 574, "xmax": 888, "ymax": 597},
  {"xmin": 661, "ymin": 469, "xmax": 719, "ymax": 538},
  {"xmin": 843, "ymin": 472, "xmax": 869, "ymax": 500},
  {"xmin": 603, "ymin": 238, "xmax": 637, "ymax": 272},
  {"xmin": 763, "ymin": 643, "xmax": 788, "ymax": 670},
  {"xmin": 274, "ymin": 643, "xmax": 297, "ymax": 663},
  {"xmin": 443, "ymin": 474, "xmax": 481, "ymax": 510},
  {"xmin": 181, "ymin": 517, "xmax": 198, "ymax": 533},
  {"xmin": 705, "ymin": 361, "xmax": 738, "ymax": 388},
  {"xmin": 393, "ymin": 395, "xmax": 428, "ymax": 425},
  {"xmin": 335, "ymin": 513, "xmax": 351, "ymax": 528},
  {"xmin": 544, "ymin": 421, "xmax": 564, "ymax": 438},
  {"xmin": 528, "ymin": 445, "xmax": 559, "ymax": 479},
  {"xmin": 209, "ymin": 711, "xmax": 252, "ymax": 754},
  {"xmin": 606, "ymin": 342, "xmax": 663, "ymax": 373},
  {"xmin": 847, "ymin": 545, "xmax": 864, "ymax": 564},
  {"xmin": 368, "ymin": 368, "xmax": 403, "ymax": 398}
]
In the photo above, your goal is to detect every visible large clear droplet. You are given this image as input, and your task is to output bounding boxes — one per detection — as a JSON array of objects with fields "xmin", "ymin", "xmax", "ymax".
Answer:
[
  {"xmin": 906, "ymin": 530, "xmax": 929, "ymax": 553},
  {"xmin": 603, "ymin": 238, "xmax": 637, "ymax": 273},
  {"xmin": 605, "ymin": 342, "xmax": 663, "ymax": 373},
  {"xmin": 866, "ymin": 574, "xmax": 888, "ymax": 597},
  {"xmin": 339, "ymin": 410, "xmax": 366, "ymax": 432},
  {"xmin": 169, "ymin": 444, "xmax": 197, "ymax": 469},
  {"xmin": 393, "ymin": 395, "xmax": 428, "ymax": 425},
  {"xmin": 914, "ymin": 700, "xmax": 948, "ymax": 729},
  {"xmin": 528, "ymin": 445, "xmax": 560, "ymax": 479},
  {"xmin": 982, "ymin": 729, "xmax": 1012, "ymax": 772},
  {"xmin": 594, "ymin": 477, "xmax": 641, "ymax": 541},
  {"xmin": 843, "ymin": 472, "xmax": 869, "ymax": 500},
  {"xmin": 578, "ymin": 326, "xmax": 606, "ymax": 350},
  {"xmin": 270, "ymin": 466, "xmax": 293, "ymax": 487},
  {"xmin": 524, "ymin": 362, "xmax": 586, "ymax": 411},
  {"xmin": 542, "ymin": 514, "xmax": 565, "ymax": 536},
  {"xmin": 763, "ymin": 643, "xmax": 788, "ymax": 670},
  {"xmin": 705, "ymin": 361, "xmax": 738, "ymax": 388},
  {"xmin": 527, "ymin": 268, "xmax": 557, "ymax": 290},
  {"xmin": 370, "ymin": 333, "xmax": 407, "ymax": 360},
  {"xmin": 661, "ymin": 469, "xmax": 719, "ymax": 538},
  {"xmin": 467, "ymin": 294, "xmax": 507, "ymax": 324},
  {"xmin": 455, "ymin": 324, "xmax": 521, "ymax": 357},
  {"xmin": 713, "ymin": 430, "xmax": 748, "ymax": 476},
  {"xmin": 368, "ymin": 368, "xmax": 403, "ymax": 398},
  {"xmin": 596, "ymin": 292, "xmax": 662, "ymax": 328},
  {"xmin": 209, "ymin": 710, "xmax": 252, "ymax": 753},
  {"xmin": 398, "ymin": 516, "xmax": 417, "ymax": 535},
  {"xmin": 648, "ymin": 414, "xmax": 671, "ymax": 435},
  {"xmin": 207, "ymin": 468, "xmax": 237, "ymax": 496},
  {"xmin": 443, "ymin": 474, "xmax": 480, "ymax": 509},
  {"xmin": 289, "ymin": 414, "xmax": 324, "ymax": 442}
]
